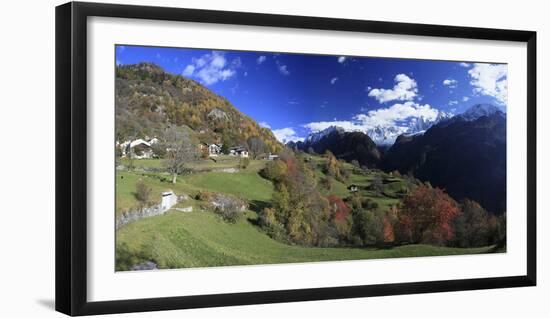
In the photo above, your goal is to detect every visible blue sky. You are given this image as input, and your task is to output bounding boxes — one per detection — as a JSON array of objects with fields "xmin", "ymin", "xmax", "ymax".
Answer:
[{"xmin": 116, "ymin": 45, "xmax": 507, "ymax": 143}]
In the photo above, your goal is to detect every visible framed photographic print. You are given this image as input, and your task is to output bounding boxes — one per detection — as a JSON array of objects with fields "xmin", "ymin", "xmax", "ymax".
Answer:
[{"xmin": 55, "ymin": 1, "xmax": 536, "ymax": 316}]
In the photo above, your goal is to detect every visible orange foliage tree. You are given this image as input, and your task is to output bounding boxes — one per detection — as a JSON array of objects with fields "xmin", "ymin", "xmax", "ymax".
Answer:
[{"xmin": 396, "ymin": 184, "xmax": 461, "ymax": 245}]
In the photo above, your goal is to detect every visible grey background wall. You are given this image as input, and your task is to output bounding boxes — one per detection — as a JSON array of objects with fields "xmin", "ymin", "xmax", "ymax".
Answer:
[{"xmin": 0, "ymin": 0, "xmax": 546, "ymax": 316}]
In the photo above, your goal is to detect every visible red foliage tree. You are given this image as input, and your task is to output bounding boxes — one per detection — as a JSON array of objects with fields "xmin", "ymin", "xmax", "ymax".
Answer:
[
  {"xmin": 327, "ymin": 195, "xmax": 351, "ymax": 221},
  {"xmin": 396, "ymin": 184, "xmax": 461, "ymax": 245},
  {"xmin": 382, "ymin": 216, "xmax": 395, "ymax": 243}
]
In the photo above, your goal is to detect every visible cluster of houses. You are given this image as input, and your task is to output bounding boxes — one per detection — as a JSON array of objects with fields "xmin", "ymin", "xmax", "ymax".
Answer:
[
  {"xmin": 199, "ymin": 143, "xmax": 249, "ymax": 158},
  {"xmin": 118, "ymin": 137, "xmax": 257, "ymax": 159}
]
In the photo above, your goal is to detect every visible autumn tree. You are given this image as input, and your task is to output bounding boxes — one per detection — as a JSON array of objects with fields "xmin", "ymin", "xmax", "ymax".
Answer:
[
  {"xmin": 135, "ymin": 180, "xmax": 152, "ymax": 208},
  {"xmin": 395, "ymin": 185, "xmax": 461, "ymax": 245},
  {"xmin": 247, "ymin": 136, "xmax": 268, "ymax": 159},
  {"xmin": 353, "ymin": 209, "xmax": 383, "ymax": 246},
  {"xmin": 324, "ymin": 150, "xmax": 346, "ymax": 182},
  {"xmin": 452, "ymin": 199, "xmax": 505, "ymax": 247},
  {"xmin": 163, "ymin": 127, "xmax": 198, "ymax": 183},
  {"xmin": 259, "ymin": 160, "xmax": 287, "ymax": 183}
]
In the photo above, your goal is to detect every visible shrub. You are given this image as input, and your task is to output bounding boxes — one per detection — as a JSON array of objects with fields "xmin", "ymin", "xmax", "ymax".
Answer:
[
  {"xmin": 320, "ymin": 177, "xmax": 332, "ymax": 191},
  {"xmin": 210, "ymin": 193, "xmax": 247, "ymax": 223},
  {"xmin": 353, "ymin": 209, "xmax": 384, "ymax": 246},
  {"xmin": 258, "ymin": 207, "xmax": 288, "ymax": 242},
  {"xmin": 215, "ymin": 203, "xmax": 243, "ymax": 223},
  {"xmin": 135, "ymin": 180, "xmax": 152, "ymax": 206},
  {"xmin": 195, "ymin": 190, "xmax": 213, "ymax": 201},
  {"xmin": 259, "ymin": 160, "xmax": 287, "ymax": 182},
  {"xmin": 452, "ymin": 199, "xmax": 505, "ymax": 247},
  {"xmin": 239, "ymin": 157, "xmax": 250, "ymax": 169}
]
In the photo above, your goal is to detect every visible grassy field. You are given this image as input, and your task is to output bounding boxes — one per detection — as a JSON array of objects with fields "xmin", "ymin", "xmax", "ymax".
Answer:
[
  {"xmin": 116, "ymin": 210, "xmax": 495, "ymax": 270},
  {"xmin": 116, "ymin": 154, "xmax": 497, "ymax": 271},
  {"xmin": 116, "ymin": 159, "xmax": 272, "ymax": 216}
]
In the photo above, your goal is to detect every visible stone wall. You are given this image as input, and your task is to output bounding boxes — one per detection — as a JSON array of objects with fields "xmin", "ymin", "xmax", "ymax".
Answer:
[{"xmin": 116, "ymin": 191, "xmax": 179, "ymax": 229}]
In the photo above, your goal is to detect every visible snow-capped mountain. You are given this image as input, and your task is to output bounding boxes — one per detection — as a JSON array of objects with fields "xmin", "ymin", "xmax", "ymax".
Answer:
[
  {"xmin": 459, "ymin": 103, "xmax": 504, "ymax": 121},
  {"xmin": 306, "ymin": 126, "xmax": 346, "ymax": 144},
  {"xmin": 302, "ymin": 112, "xmax": 453, "ymax": 146},
  {"xmin": 365, "ymin": 112, "xmax": 453, "ymax": 145}
]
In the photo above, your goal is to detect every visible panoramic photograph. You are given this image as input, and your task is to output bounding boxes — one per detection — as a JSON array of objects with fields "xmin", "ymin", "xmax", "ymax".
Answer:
[{"xmin": 114, "ymin": 45, "xmax": 507, "ymax": 271}]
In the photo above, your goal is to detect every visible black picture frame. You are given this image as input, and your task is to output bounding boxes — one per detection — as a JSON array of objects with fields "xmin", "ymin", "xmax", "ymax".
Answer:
[{"xmin": 55, "ymin": 1, "xmax": 537, "ymax": 316}]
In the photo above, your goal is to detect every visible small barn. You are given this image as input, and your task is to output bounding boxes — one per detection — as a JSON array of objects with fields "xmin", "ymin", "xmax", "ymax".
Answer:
[{"xmin": 347, "ymin": 184, "xmax": 359, "ymax": 193}]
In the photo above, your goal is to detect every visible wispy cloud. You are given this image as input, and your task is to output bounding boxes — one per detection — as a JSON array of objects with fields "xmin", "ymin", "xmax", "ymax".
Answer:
[
  {"xmin": 468, "ymin": 63, "xmax": 508, "ymax": 105},
  {"xmin": 443, "ymin": 78, "xmax": 458, "ymax": 88},
  {"xmin": 330, "ymin": 77, "xmax": 338, "ymax": 85},
  {"xmin": 181, "ymin": 51, "xmax": 238, "ymax": 85},
  {"xmin": 338, "ymin": 56, "xmax": 347, "ymax": 63},
  {"xmin": 368, "ymin": 74, "xmax": 418, "ymax": 103},
  {"xmin": 459, "ymin": 62, "xmax": 471, "ymax": 67},
  {"xmin": 182, "ymin": 65, "xmax": 195, "ymax": 76},
  {"xmin": 272, "ymin": 127, "xmax": 303, "ymax": 143},
  {"xmin": 276, "ymin": 61, "xmax": 290, "ymax": 75},
  {"xmin": 257, "ymin": 55, "xmax": 266, "ymax": 64},
  {"xmin": 448, "ymin": 100, "xmax": 458, "ymax": 106},
  {"xmin": 259, "ymin": 122, "xmax": 271, "ymax": 129}
]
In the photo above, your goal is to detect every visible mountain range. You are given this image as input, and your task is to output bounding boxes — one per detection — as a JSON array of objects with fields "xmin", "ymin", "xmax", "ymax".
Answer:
[
  {"xmin": 366, "ymin": 111, "xmax": 453, "ymax": 145},
  {"xmin": 293, "ymin": 104, "xmax": 506, "ymax": 214}
]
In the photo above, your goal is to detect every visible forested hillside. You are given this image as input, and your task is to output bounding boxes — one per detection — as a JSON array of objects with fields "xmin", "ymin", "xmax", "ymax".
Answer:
[{"xmin": 115, "ymin": 63, "xmax": 282, "ymax": 152}]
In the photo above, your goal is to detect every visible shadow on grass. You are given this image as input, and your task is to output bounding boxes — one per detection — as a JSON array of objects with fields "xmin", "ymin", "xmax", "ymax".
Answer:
[{"xmin": 247, "ymin": 200, "xmax": 271, "ymax": 227}]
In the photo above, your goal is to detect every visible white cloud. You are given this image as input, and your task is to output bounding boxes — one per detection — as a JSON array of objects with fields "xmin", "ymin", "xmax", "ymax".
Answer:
[
  {"xmin": 182, "ymin": 65, "xmax": 195, "ymax": 76},
  {"xmin": 468, "ymin": 63, "xmax": 508, "ymax": 105},
  {"xmin": 272, "ymin": 127, "xmax": 304, "ymax": 143},
  {"xmin": 330, "ymin": 77, "xmax": 338, "ymax": 85},
  {"xmin": 443, "ymin": 78, "xmax": 458, "ymax": 88},
  {"xmin": 257, "ymin": 55, "xmax": 266, "ymax": 64},
  {"xmin": 448, "ymin": 100, "xmax": 458, "ymax": 106},
  {"xmin": 182, "ymin": 51, "xmax": 238, "ymax": 85},
  {"xmin": 304, "ymin": 101, "xmax": 440, "ymax": 133},
  {"xmin": 462, "ymin": 96, "xmax": 470, "ymax": 102},
  {"xmin": 276, "ymin": 61, "xmax": 290, "ymax": 75},
  {"xmin": 338, "ymin": 56, "xmax": 346, "ymax": 63},
  {"xmin": 259, "ymin": 122, "xmax": 271, "ymax": 129},
  {"xmin": 368, "ymin": 74, "xmax": 418, "ymax": 103},
  {"xmin": 459, "ymin": 62, "xmax": 471, "ymax": 67}
]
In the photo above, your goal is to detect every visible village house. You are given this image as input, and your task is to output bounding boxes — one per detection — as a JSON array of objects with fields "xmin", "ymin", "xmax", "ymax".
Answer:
[
  {"xmin": 120, "ymin": 138, "xmax": 156, "ymax": 159},
  {"xmin": 229, "ymin": 146, "xmax": 249, "ymax": 158},
  {"xmin": 208, "ymin": 143, "xmax": 222, "ymax": 156},
  {"xmin": 267, "ymin": 153, "xmax": 279, "ymax": 160}
]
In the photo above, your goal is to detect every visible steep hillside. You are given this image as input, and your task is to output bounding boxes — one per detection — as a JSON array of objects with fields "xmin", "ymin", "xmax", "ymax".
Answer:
[
  {"xmin": 383, "ymin": 105, "xmax": 506, "ymax": 214},
  {"xmin": 115, "ymin": 63, "xmax": 282, "ymax": 152}
]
